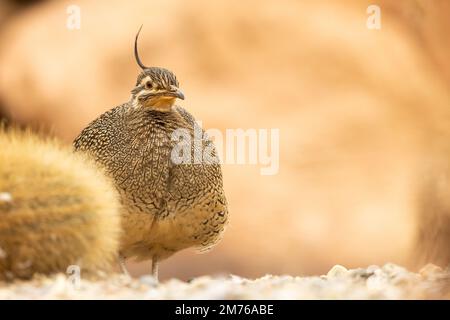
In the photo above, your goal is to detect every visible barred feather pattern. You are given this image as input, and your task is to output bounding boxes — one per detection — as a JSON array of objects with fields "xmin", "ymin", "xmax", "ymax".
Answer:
[{"xmin": 74, "ymin": 100, "xmax": 228, "ymax": 262}]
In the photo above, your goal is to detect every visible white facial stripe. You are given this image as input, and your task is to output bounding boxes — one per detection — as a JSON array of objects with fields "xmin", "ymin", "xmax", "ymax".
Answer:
[
  {"xmin": 138, "ymin": 74, "xmax": 178, "ymax": 91},
  {"xmin": 140, "ymin": 76, "xmax": 151, "ymax": 87}
]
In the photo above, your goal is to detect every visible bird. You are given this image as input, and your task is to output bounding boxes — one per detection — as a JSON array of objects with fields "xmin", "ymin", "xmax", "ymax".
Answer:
[
  {"xmin": 0, "ymin": 128, "xmax": 121, "ymax": 280},
  {"xmin": 73, "ymin": 26, "xmax": 229, "ymax": 281}
]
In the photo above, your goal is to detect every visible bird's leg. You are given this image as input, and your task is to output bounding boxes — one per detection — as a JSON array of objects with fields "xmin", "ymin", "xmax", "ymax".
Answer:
[
  {"xmin": 152, "ymin": 255, "xmax": 159, "ymax": 282},
  {"xmin": 118, "ymin": 254, "xmax": 130, "ymax": 277}
]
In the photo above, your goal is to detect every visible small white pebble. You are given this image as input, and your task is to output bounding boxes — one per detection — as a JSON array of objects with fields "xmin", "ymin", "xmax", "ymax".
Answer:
[
  {"xmin": 139, "ymin": 275, "xmax": 158, "ymax": 287},
  {"xmin": 382, "ymin": 263, "xmax": 407, "ymax": 275},
  {"xmin": 366, "ymin": 274, "xmax": 386, "ymax": 292},
  {"xmin": 327, "ymin": 264, "xmax": 348, "ymax": 278},
  {"xmin": 229, "ymin": 274, "xmax": 245, "ymax": 284},
  {"xmin": 0, "ymin": 192, "xmax": 12, "ymax": 203},
  {"xmin": 366, "ymin": 265, "xmax": 380, "ymax": 273}
]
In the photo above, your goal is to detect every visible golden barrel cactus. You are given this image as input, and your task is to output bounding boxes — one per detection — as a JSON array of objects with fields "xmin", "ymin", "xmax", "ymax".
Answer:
[{"xmin": 0, "ymin": 129, "xmax": 121, "ymax": 280}]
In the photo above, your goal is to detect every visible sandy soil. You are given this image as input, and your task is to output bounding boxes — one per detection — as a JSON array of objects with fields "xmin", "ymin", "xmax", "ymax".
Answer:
[{"xmin": 0, "ymin": 264, "xmax": 448, "ymax": 299}]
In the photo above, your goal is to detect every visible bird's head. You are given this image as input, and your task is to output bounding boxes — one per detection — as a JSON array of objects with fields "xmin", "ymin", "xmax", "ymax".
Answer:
[{"xmin": 130, "ymin": 27, "xmax": 184, "ymax": 111}]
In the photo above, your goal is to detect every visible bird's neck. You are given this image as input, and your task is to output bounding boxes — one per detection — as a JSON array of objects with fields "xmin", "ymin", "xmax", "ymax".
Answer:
[{"xmin": 130, "ymin": 96, "xmax": 175, "ymax": 112}]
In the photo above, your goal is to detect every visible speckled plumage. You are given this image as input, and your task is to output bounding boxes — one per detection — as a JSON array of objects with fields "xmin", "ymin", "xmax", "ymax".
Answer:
[{"xmin": 73, "ymin": 68, "xmax": 228, "ymax": 276}]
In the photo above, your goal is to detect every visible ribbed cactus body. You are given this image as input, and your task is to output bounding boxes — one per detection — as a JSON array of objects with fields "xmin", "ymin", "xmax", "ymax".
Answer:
[{"xmin": 0, "ymin": 129, "xmax": 121, "ymax": 280}]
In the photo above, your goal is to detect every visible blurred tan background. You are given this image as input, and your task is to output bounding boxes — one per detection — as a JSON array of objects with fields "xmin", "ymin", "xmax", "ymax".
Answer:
[{"xmin": 0, "ymin": 0, "xmax": 449, "ymax": 280}]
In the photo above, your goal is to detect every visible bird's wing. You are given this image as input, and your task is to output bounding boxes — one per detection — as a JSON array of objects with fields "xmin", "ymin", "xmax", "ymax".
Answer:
[{"xmin": 73, "ymin": 104, "xmax": 128, "ymax": 152}]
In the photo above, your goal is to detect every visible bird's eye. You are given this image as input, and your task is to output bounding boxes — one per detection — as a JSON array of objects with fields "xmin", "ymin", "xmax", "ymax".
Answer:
[{"xmin": 145, "ymin": 81, "xmax": 153, "ymax": 89}]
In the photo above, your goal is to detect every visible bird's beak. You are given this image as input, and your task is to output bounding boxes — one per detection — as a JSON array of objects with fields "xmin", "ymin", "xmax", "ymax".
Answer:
[
  {"xmin": 168, "ymin": 85, "xmax": 184, "ymax": 100},
  {"xmin": 173, "ymin": 89, "xmax": 185, "ymax": 100}
]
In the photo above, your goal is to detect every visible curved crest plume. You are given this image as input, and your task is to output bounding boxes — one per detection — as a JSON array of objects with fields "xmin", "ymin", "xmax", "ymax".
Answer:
[{"xmin": 134, "ymin": 25, "xmax": 147, "ymax": 70}]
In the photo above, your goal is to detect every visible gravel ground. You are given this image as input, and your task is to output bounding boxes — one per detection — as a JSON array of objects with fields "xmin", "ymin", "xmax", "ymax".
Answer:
[{"xmin": 0, "ymin": 263, "xmax": 448, "ymax": 299}]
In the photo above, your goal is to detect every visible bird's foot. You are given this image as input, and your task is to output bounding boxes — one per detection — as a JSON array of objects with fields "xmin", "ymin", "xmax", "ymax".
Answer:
[
  {"xmin": 118, "ymin": 255, "xmax": 131, "ymax": 277},
  {"xmin": 152, "ymin": 256, "xmax": 159, "ymax": 283}
]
